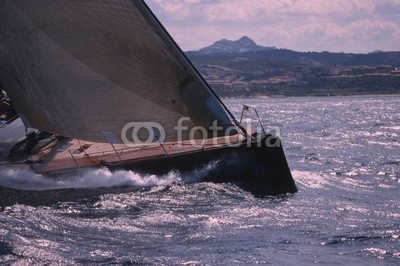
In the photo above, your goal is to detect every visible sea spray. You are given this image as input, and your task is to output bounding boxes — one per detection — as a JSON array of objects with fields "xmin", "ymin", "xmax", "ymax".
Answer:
[
  {"xmin": 0, "ymin": 160, "xmax": 223, "ymax": 191},
  {"xmin": 0, "ymin": 167, "xmax": 181, "ymax": 191}
]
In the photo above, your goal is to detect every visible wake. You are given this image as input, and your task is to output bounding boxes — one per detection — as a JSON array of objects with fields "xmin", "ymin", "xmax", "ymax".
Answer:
[
  {"xmin": 0, "ymin": 167, "xmax": 181, "ymax": 191},
  {"xmin": 0, "ymin": 161, "xmax": 219, "ymax": 191}
]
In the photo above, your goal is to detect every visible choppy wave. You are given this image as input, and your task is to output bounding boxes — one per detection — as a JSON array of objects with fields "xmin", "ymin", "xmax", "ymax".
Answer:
[
  {"xmin": 1, "ymin": 95, "xmax": 400, "ymax": 265},
  {"xmin": 291, "ymin": 170, "xmax": 329, "ymax": 189}
]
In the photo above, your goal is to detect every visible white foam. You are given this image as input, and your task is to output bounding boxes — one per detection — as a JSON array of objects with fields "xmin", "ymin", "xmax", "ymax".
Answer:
[
  {"xmin": 384, "ymin": 125, "xmax": 400, "ymax": 131},
  {"xmin": 338, "ymin": 176, "xmax": 372, "ymax": 190},
  {"xmin": 368, "ymin": 140, "xmax": 400, "ymax": 147},
  {"xmin": 364, "ymin": 247, "xmax": 388, "ymax": 257},
  {"xmin": 0, "ymin": 167, "xmax": 181, "ymax": 191},
  {"xmin": 291, "ymin": 170, "xmax": 328, "ymax": 189}
]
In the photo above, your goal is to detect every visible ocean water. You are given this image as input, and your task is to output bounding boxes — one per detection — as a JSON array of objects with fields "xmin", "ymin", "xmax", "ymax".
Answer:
[{"xmin": 0, "ymin": 95, "xmax": 399, "ymax": 265}]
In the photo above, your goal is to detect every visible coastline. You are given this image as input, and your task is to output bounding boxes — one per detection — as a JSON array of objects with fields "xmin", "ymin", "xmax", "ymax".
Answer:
[{"xmin": 219, "ymin": 92, "xmax": 400, "ymax": 99}]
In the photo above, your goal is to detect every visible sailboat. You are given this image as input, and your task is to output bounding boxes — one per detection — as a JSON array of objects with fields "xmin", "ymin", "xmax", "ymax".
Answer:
[{"xmin": 0, "ymin": 0, "xmax": 296, "ymax": 195}]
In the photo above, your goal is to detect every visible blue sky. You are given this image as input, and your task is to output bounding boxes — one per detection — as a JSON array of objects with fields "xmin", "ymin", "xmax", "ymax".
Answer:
[{"xmin": 145, "ymin": 0, "xmax": 400, "ymax": 53}]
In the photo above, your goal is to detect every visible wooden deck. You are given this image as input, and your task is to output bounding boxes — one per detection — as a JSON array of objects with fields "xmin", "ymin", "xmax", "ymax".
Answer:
[{"xmin": 28, "ymin": 134, "xmax": 246, "ymax": 174}]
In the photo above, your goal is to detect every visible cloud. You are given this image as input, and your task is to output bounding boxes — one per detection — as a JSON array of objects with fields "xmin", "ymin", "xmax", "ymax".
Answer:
[
  {"xmin": 286, "ymin": 20, "xmax": 400, "ymax": 52},
  {"xmin": 145, "ymin": 0, "xmax": 400, "ymax": 53},
  {"xmin": 375, "ymin": 2, "xmax": 400, "ymax": 16}
]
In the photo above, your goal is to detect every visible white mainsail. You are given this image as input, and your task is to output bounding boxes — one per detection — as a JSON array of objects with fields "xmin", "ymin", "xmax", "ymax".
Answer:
[{"xmin": 0, "ymin": 0, "xmax": 236, "ymax": 143}]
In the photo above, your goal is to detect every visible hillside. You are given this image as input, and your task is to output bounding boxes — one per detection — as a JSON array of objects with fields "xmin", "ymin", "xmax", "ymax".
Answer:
[{"xmin": 186, "ymin": 37, "xmax": 400, "ymax": 96}]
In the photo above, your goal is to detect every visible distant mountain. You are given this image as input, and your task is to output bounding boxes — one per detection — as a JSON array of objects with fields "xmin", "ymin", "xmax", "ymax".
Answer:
[
  {"xmin": 196, "ymin": 36, "xmax": 276, "ymax": 54},
  {"xmin": 188, "ymin": 39, "xmax": 400, "ymax": 67},
  {"xmin": 186, "ymin": 39, "xmax": 400, "ymax": 97}
]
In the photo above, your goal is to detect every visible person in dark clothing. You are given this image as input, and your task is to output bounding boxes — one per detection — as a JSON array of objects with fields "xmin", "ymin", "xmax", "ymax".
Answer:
[{"xmin": 0, "ymin": 89, "xmax": 17, "ymax": 122}]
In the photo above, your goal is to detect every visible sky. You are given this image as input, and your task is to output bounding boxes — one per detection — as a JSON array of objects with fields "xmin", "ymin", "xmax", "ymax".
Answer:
[{"xmin": 145, "ymin": 0, "xmax": 400, "ymax": 53}]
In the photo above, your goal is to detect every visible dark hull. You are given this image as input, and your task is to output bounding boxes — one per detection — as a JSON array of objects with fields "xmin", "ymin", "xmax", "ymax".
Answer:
[{"xmin": 103, "ymin": 135, "xmax": 297, "ymax": 196}]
